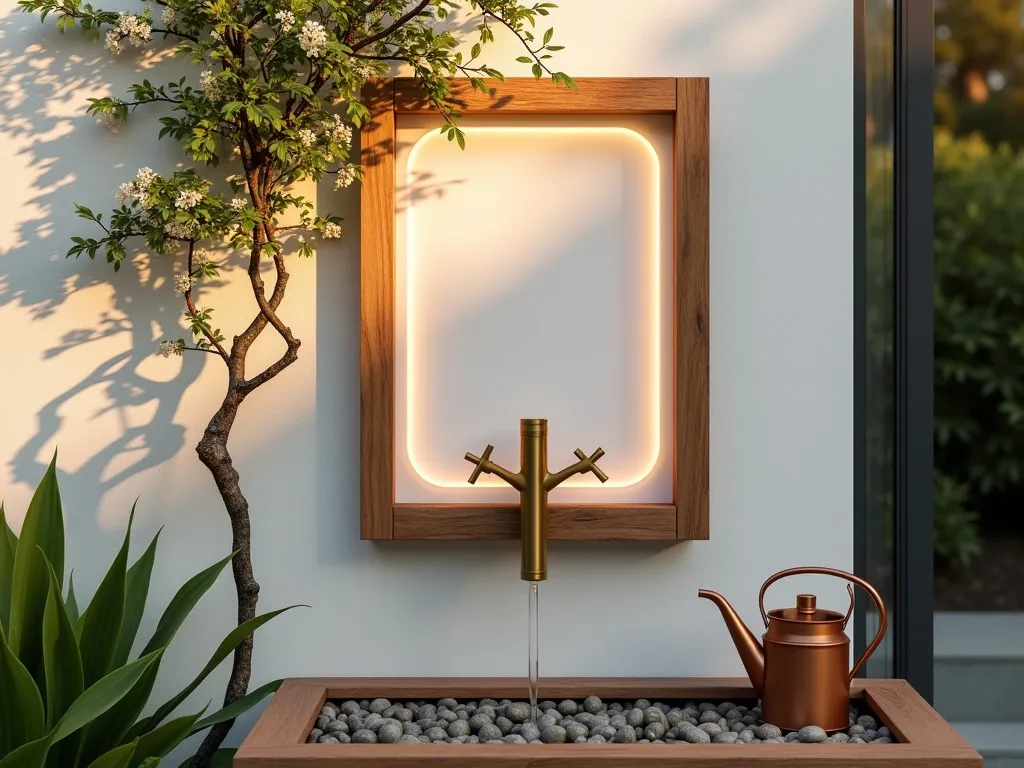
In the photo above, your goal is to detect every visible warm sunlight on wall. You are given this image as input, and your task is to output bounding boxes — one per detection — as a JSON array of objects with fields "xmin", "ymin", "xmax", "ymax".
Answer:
[{"xmin": 394, "ymin": 117, "xmax": 675, "ymax": 504}]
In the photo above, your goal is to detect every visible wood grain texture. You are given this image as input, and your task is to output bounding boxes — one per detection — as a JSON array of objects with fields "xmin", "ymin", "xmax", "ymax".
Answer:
[
  {"xmin": 393, "ymin": 505, "xmax": 677, "ymax": 540},
  {"xmin": 242, "ymin": 680, "xmax": 325, "ymax": 748},
  {"xmin": 673, "ymin": 78, "xmax": 710, "ymax": 541},
  {"xmin": 360, "ymin": 79, "xmax": 396, "ymax": 540},
  {"xmin": 236, "ymin": 678, "xmax": 982, "ymax": 767},
  {"xmin": 393, "ymin": 77, "xmax": 678, "ymax": 115}
]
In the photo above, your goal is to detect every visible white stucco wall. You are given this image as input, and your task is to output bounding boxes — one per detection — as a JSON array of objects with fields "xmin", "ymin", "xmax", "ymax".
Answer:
[{"xmin": 0, "ymin": 0, "xmax": 853, "ymax": 752}]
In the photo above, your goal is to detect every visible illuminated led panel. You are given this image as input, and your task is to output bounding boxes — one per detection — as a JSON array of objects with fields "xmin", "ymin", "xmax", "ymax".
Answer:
[{"xmin": 395, "ymin": 122, "xmax": 673, "ymax": 504}]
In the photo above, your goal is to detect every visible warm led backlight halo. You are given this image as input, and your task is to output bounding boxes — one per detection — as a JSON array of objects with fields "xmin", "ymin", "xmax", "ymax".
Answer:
[{"xmin": 405, "ymin": 126, "xmax": 662, "ymax": 489}]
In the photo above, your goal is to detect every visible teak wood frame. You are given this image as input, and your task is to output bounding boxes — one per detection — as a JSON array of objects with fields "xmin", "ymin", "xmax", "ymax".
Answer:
[
  {"xmin": 237, "ymin": 677, "xmax": 982, "ymax": 767},
  {"xmin": 360, "ymin": 77, "xmax": 710, "ymax": 542}
]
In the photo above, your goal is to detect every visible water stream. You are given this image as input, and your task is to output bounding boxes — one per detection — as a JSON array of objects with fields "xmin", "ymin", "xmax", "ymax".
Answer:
[{"xmin": 528, "ymin": 581, "xmax": 539, "ymax": 723}]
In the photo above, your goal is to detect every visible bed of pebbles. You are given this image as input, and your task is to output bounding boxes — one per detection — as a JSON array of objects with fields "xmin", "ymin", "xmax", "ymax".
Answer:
[{"xmin": 307, "ymin": 696, "xmax": 896, "ymax": 745}]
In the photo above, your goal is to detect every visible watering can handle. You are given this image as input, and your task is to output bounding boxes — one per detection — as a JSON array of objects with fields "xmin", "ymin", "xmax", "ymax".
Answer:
[{"xmin": 757, "ymin": 566, "xmax": 888, "ymax": 683}]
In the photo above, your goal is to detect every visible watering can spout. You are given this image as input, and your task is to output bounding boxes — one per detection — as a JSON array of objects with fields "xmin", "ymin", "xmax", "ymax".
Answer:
[{"xmin": 698, "ymin": 589, "xmax": 765, "ymax": 694}]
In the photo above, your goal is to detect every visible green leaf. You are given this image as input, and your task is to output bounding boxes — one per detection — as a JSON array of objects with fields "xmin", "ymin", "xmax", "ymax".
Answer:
[
  {"xmin": 543, "ymin": 27, "xmax": 553, "ymax": 44},
  {"xmin": 81, "ymin": 553, "xmax": 234, "ymax": 760},
  {"xmin": 0, "ymin": 505, "xmax": 15, "ymax": 633},
  {"xmin": 0, "ymin": 619, "xmax": 45, "ymax": 756},
  {"xmin": 531, "ymin": 63, "xmax": 542, "ymax": 79},
  {"xmin": 78, "ymin": 507, "xmax": 132, "ymax": 687},
  {"xmin": 190, "ymin": 680, "xmax": 281, "ymax": 735},
  {"xmin": 64, "ymin": 573, "xmax": 79, "ymax": 626},
  {"xmin": 515, "ymin": 55, "xmax": 532, "ymax": 63},
  {"xmin": 112, "ymin": 529, "xmax": 160, "ymax": 669},
  {"xmin": 175, "ymin": 749, "xmax": 234, "ymax": 768},
  {"xmin": 10, "ymin": 452, "xmax": 64, "ymax": 679},
  {"xmin": 131, "ymin": 705, "xmax": 208, "ymax": 767},
  {"xmin": 42, "ymin": 560, "xmax": 83, "ymax": 729},
  {"xmin": 135, "ymin": 606, "xmax": 300, "ymax": 737},
  {"xmin": 86, "ymin": 741, "xmax": 137, "ymax": 768},
  {"xmin": 0, "ymin": 737, "xmax": 49, "ymax": 768},
  {"xmin": 455, "ymin": 129, "xmax": 466, "ymax": 151}
]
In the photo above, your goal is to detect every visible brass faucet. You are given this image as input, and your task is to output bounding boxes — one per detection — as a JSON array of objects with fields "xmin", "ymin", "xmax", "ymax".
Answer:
[{"xmin": 465, "ymin": 418, "xmax": 608, "ymax": 582}]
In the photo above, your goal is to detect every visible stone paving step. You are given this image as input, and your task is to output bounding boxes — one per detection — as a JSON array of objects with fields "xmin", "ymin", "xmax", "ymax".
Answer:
[
  {"xmin": 935, "ymin": 612, "xmax": 1024, "ymax": 722},
  {"xmin": 952, "ymin": 722, "xmax": 1024, "ymax": 768}
]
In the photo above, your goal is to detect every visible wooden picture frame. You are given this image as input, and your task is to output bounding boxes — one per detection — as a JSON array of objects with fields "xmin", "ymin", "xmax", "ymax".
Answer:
[
  {"xmin": 360, "ymin": 77, "xmax": 709, "ymax": 542},
  {"xmin": 237, "ymin": 677, "xmax": 982, "ymax": 767}
]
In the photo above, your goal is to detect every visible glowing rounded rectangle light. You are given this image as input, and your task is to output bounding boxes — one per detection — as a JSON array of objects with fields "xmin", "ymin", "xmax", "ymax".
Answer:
[{"xmin": 401, "ymin": 124, "xmax": 665, "ymax": 495}]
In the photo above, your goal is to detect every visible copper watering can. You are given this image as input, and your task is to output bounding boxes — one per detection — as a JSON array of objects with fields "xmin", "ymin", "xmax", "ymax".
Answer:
[{"xmin": 698, "ymin": 566, "xmax": 887, "ymax": 732}]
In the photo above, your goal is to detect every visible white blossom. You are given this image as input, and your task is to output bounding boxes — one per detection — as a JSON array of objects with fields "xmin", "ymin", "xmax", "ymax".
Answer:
[
  {"xmin": 161, "ymin": 6, "xmax": 177, "ymax": 26},
  {"xmin": 158, "ymin": 340, "xmax": 184, "ymax": 358},
  {"xmin": 334, "ymin": 164, "xmax": 358, "ymax": 190},
  {"xmin": 322, "ymin": 114, "xmax": 353, "ymax": 146},
  {"xmin": 104, "ymin": 30, "xmax": 124, "ymax": 54},
  {"xmin": 322, "ymin": 221, "xmax": 342, "ymax": 239},
  {"xmin": 199, "ymin": 69, "xmax": 225, "ymax": 100},
  {"xmin": 165, "ymin": 220, "xmax": 197, "ymax": 239},
  {"xmin": 230, "ymin": 197, "xmax": 247, "ymax": 210},
  {"xmin": 193, "ymin": 248, "xmax": 212, "ymax": 268},
  {"xmin": 135, "ymin": 167, "xmax": 159, "ymax": 190},
  {"xmin": 275, "ymin": 10, "xmax": 296, "ymax": 32},
  {"xmin": 175, "ymin": 188, "xmax": 203, "ymax": 210},
  {"xmin": 174, "ymin": 273, "xmax": 197, "ymax": 294},
  {"xmin": 115, "ymin": 12, "xmax": 152, "ymax": 48},
  {"xmin": 298, "ymin": 128, "xmax": 317, "ymax": 147},
  {"xmin": 298, "ymin": 20, "xmax": 328, "ymax": 58},
  {"xmin": 115, "ymin": 182, "xmax": 135, "ymax": 205}
]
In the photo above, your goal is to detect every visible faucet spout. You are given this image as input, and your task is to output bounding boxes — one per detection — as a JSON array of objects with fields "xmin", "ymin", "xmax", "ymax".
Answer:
[
  {"xmin": 698, "ymin": 589, "xmax": 765, "ymax": 694},
  {"xmin": 464, "ymin": 419, "xmax": 607, "ymax": 583}
]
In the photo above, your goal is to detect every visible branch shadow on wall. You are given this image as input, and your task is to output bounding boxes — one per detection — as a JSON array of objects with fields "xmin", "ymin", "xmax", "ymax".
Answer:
[{"xmin": 0, "ymin": 10, "xmax": 228, "ymax": 533}]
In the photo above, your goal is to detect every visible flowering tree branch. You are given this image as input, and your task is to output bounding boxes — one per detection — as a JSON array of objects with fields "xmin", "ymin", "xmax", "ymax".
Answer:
[{"xmin": 20, "ymin": 0, "xmax": 575, "ymax": 764}]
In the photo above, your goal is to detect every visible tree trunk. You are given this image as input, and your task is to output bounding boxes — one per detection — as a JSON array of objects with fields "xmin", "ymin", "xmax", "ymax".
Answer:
[{"xmin": 191, "ymin": 390, "xmax": 259, "ymax": 767}]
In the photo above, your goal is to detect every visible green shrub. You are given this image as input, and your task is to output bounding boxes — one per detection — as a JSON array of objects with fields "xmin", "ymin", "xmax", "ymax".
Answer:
[
  {"xmin": 933, "ymin": 129, "xmax": 1024, "ymax": 566},
  {"xmin": 0, "ymin": 456, "xmax": 297, "ymax": 767}
]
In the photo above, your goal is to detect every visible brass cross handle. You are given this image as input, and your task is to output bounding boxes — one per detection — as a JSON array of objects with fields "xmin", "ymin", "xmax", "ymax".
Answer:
[
  {"xmin": 465, "ymin": 444, "xmax": 494, "ymax": 485},
  {"xmin": 574, "ymin": 447, "xmax": 609, "ymax": 483}
]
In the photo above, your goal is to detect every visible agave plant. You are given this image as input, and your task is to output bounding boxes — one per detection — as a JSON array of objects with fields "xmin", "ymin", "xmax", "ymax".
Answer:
[{"xmin": 0, "ymin": 456, "xmax": 298, "ymax": 767}]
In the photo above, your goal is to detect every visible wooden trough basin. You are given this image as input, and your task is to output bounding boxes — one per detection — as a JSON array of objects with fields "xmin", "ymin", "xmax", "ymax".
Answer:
[{"xmin": 236, "ymin": 677, "xmax": 982, "ymax": 767}]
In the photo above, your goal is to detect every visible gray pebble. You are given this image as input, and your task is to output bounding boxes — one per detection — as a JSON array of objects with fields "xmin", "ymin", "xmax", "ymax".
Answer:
[
  {"xmin": 415, "ymin": 705, "xmax": 436, "ymax": 721},
  {"xmin": 609, "ymin": 715, "xmax": 627, "ymax": 728},
  {"xmin": 738, "ymin": 729, "xmax": 755, "ymax": 743},
  {"xmin": 417, "ymin": 735, "xmax": 430, "ymax": 743},
  {"xmin": 583, "ymin": 696, "xmax": 604, "ymax": 714},
  {"xmin": 635, "ymin": 726, "xmax": 645, "ymax": 740},
  {"xmin": 626, "ymin": 708, "xmax": 645, "ymax": 727},
  {"xmin": 785, "ymin": 731, "xmax": 800, "ymax": 742},
  {"xmin": 510, "ymin": 724, "xmax": 522, "ymax": 735},
  {"xmin": 456, "ymin": 711, "xmax": 469, "ymax": 721},
  {"xmin": 766, "ymin": 736, "xmax": 787, "ymax": 743},
  {"xmin": 381, "ymin": 706, "xmax": 399, "ymax": 719},
  {"xmin": 557, "ymin": 700, "xmax": 578, "ymax": 716},
  {"xmin": 504, "ymin": 734, "xmax": 528, "ymax": 744},
  {"xmin": 402, "ymin": 723, "xmax": 422, "ymax": 736},
  {"xmin": 316, "ymin": 734, "xmax": 340, "ymax": 744},
  {"xmin": 324, "ymin": 719, "xmax": 348, "ymax": 735},
  {"xmin": 547, "ymin": 708, "xmax": 563, "ymax": 721},
  {"xmin": 437, "ymin": 698, "xmax": 457, "ymax": 709},
  {"xmin": 864, "ymin": 729, "xmax": 878, "ymax": 741},
  {"xmin": 565, "ymin": 722, "xmax": 588, "ymax": 741},
  {"xmin": 496, "ymin": 716, "xmax": 514, "ymax": 735},
  {"xmin": 478, "ymin": 723, "xmax": 502, "ymax": 741},
  {"xmin": 682, "ymin": 726, "xmax": 711, "ymax": 744},
  {"xmin": 644, "ymin": 722, "xmax": 666, "ymax": 740},
  {"xmin": 506, "ymin": 702, "xmax": 532, "ymax": 723},
  {"xmin": 340, "ymin": 700, "xmax": 360, "ymax": 716},
  {"xmin": 717, "ymin": 702, "xmax": 736, "ymax": 716},
  {"xmin": 351, "ymin": 729, "xmax": 377, "ymax": 744},
  {"xmin": 480, "ymin": 698, "xmax": 499, "ymax": 708},
  {"xmin": 321, "ymin": 703, "xmax": 339, "ymax": 717},
  {"xmin": 594, "ymin": 725, "xmax": 617, "ymax": 740},
  {"xmin": 438, "ymin": 710, "xmax": 458, "ymax": 723},
  {"xmin": 635, "ymin": 699, "xmax": 652, "ymax": 710},
  {"xmin": 848, "ymin": 724, "xmax": 866, "ymax": 736},
  {"xmin": 754, "ymin": 724, "xmax": 782, "ymax": 740},
  {"xmin": 667, "ymin": 710, "xmax": 685, "ymax": 727},
  {"xmin": 613, "ymin": 726, "xmax": 637, "ymax": 743},
  {"xmin": 395, "ymin": 708, "xmax": 413, "ymax": 723},
  {"xmin": 425, "ymin": 727, "xmax": 448, "ymax": 741},
  {"xmin": 476, "ymin": 705, "xmax": 497, "ymax": 721},
  {"xmin": 798, "ymin": 725, "xmax": 827, "ymax": 743},
  {"xmin": 468, "ymin": 713, "xmax": 492, "ymax": 731},
  {"xmin": 849, "ymin": 736, "xmax": 867, "ymax": 744},
  {"xmin": 857, "ymin": 715, "xmax": 877, "ymax": 730},
  {"xmin": 468, "ymin": 735, "xmax": 479, "ymax": 743},
  {"xmin": 447, "ymin": 719, "xmax": 471, "ymax": 738},
  {"xmin": 731, "ymin": 722, "xmax": 747, "ymax": 733},
  {"xmin": 742, "ymin": 715, "xmax": 758, "ymax": 726},
  {"xmin": 378, "ymin": 723, "xmax": 403, "ymax": 743},
  {"xmin": 364, "ymin": 715, "xmax": 384, "ymax": 732},
  {"xmin": 713, "ymin": 731, "xmax": 739, "ymax": 743},
  {"xmin": 645, "ymin": 707, "xmax": 668, "ymax": 726},
  {"xmin": 316, "ymin": 715, "xmax": 331, "ymax": 730},
  {"xmin": 541, "ymin": 725, "xmax": 567, "ymax": 744},
  {"xmin": 587, "ymin": 735, "xmax": 607, "ymax": 743},
  {"xmin": 609, "ymin": 703, "xmax": 624, "ymax": 712},
  {"xmin": 699, "ymin": 709, "xmax": 720, "ymax": 724},
  {"xmin": 539, "ymin": 700, "xmax": 557, "ymax": 711},
  {"xmin": 874, "ymin": 736, "xmax": 892, "ymax": 744},
  {"xmin": 537, "ymin": 714, "xmax": 558, "ymax": 730},
  {"xmin": 699, "ymin": 702, "xmax": 717, "ymax": 712},
  {"xmin": 829, "ymin": 732, "xmax": 850, "ymax": 743},
  {"xmin": 682, "ymin": 707, "xmax": 701, "ymax": 720},
  {"xmin": 878, "ymin": 726, "xmax": 891, "ymax": 738},
  {"xmin": 698, "ymin": 723, "xmax": 723, "ymax": 737},
  {"xmin": 369, "ymin": 698, "xmax": 390, "ymax": 714},
  {"xmin": 397, "ymin": 735, "xmax": 420, "ymax": 744},
  {"xmin": 521, "ymin": 722, "xmax": 541, "ymax": 742}
]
